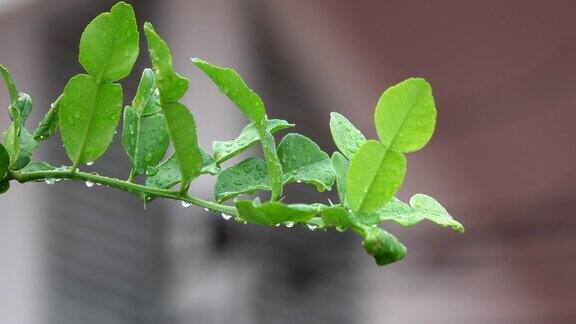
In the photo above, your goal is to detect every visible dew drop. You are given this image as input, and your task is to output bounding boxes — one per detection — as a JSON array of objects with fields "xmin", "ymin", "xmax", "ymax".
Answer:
[
  {"xmin": 85, "ymin": 181, "xmax": 94, "ymax": 188},
  {"xmin": 86, "ymin": 161, "xmax": 94, "ymax": 166},
  {"xmin": 296, "ymin": 180, "xmax": 302, "ymax": 183},
  {"xmin": 203, "ymin": 208, "xmax": 209, "ymax": 212},
  {"xmin": 285, "ymin": 222, "xmax": 294, "ymax": 228},
  {"xmin": 181, "ymin": 201, "xmax": 191, "ymax": 208},
  {"xmin": 336, "ymin": 226, "xmax": 346, "ymax": 232},
  {"xmin": 221, "ymin": 213, "xmax": 232, "ymax": 220},
  {"xmin": 45, "ymin": 178, "xmax": 55, "ymax": 185}
]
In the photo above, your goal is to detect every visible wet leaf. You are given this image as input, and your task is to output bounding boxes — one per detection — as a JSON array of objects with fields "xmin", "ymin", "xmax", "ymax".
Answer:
[
  {"xmin": 212, "ymin": 119, "xmax": 293, "ymax": 163},
  {"xmin": 122, "ymin": 105, "xmax": 169, "ymax": 175},
  {"xmin": 79, "ymin": 2, "xmax": 139, "ymax": 82},
  {"xmin": 331, "ymin": 152, "xmax": 349, "ymax": 205},
  {"xmin": 192, "ymin": 58, "xmax": 265, "ymax": 126},
  {"xmin": 320, "ymin": 206, "xmax": 355, "ymax": 230},
  {"xmin": 236, "ymin": 199, "xmax": 321, "ymax": 226},
  {"xmin": 214, "ymin": 157, "xmax": 269, "ymax": 203},
  {"xmin": 346, "ymin": 140, "xmax": 406, "ymax": 214},
  {"xmin": 361, "ymin": 226, "xmax": 407, "ymax": 266},
  {"xmin": 193, "ymin": 58, "xmax": 283, "ymax": 200},
  {"xmin": 132, "ymin": 68, "xmax": 161, "ymax": 116},
  {"xmin": 329, "ymin": 112, "xmax": 366, "ymax": 159},
  {"xmin": 144, "ymin": 22, "xmax": 189, "ymax": 103},
  {"xmin": 14, "ymin": 128, "xmax": 37, "ymax": 170},
  {"xmin": 0, "ymin": 64, "xmax": 18, "ymax": 105},
  {"xmin": 162, "ymin": 102, "xmax": 202, "ymax": 188},
  {"xmin": 376, "ymin": 194, "xmax": 464, "ymax": 233},
  {"xmin": 374, "ymin": 78, "xmax": 436, "ymax": 152},
  {"xmin": 34, "ymin": 95, "xmax": 62, "ymax": 142},
  {"xmin": 200, "ymin": 149, "xmax": 220, "ymax": 175},
  {"xmin": 19, "ymin": 161, "xmax": 55, "ymax": 173},
  {"xmin": 146, "ymin": 148, "xmax": 217, "ymax": 189},
  {"xmin": 0, "ymin": 143, "xmax": 9, "ymax": 180},
  {"xmin": 60, "ymin": 74, "xmax": 123, "ymax": 165},
  {"xmin": 277, "ymin": 133, "xmax": 334, "ymax": 191}
]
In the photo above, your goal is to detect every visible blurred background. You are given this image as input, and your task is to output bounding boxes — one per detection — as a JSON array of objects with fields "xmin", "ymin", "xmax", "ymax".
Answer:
[{"xmin": 1, "ymin": 0, "xmax": 575, "ymax": 323}]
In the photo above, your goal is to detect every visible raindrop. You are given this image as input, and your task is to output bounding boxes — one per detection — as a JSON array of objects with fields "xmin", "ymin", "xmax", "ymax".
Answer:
[
  {"xmin": 306, "ymin": 224, "xmax": 318, "ymax": 231},
  {"xmin": 203, "ymin": 208, "xmax": 209, "ymax": 212},
  {"xmin": 86, "ymin": 161, "xmax": 94, "ymax": 166},
  {"xmin": 45, "ymin": 178, "xmax": 55, "ymax": 185},
  {"xmin": 85, "ymin": 181, "xmax": 94, "ymax": 188},
  {"xmin": 221, "ymin": 213, "xmax": 232, "ymax": 220},
  {"xmin": 296, "ymin": 180, "xmax": 302, "ymax": 183},
  {"xmin": 336, "ymin": 226, "xmax": 346, "ymax": 232},
  {"xmin": 285, "ymin": 222, "xmax": 294, "ymax": 228},
  {"xmin": 181, "ymin": 201, "xmax": 191, "ymax": 208}
]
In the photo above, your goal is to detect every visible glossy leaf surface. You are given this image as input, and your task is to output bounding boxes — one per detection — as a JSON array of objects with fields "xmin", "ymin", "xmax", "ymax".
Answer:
[
  {"xmin": 346, "ymin": 140, "xmax": 406, "ymax": 214},
  {"xmin": 144, "ymin": 22, "xmax": 189, "ymax": 103},
  {"xmin": 60, "ymin": 74, "xmax": 122, "ymax": 165},
  {"xmin": 0, "ymin": 144, "xmax": 8, "ymax": 179},
  {"xmin": 0, "ymin": 64, "xmax": 18, "ymax": 105},
  {"xmin": 162, "ymin": 102, "xmax": 202, "ymax": 188},
  {"xmin": 214, "ymin": 157, "xmax": 269, "ymax": 203},
  {"xmin": 277, "ymin": 133, "xmax": 334, "ymax": 191},
  {"xmin": 192, "ymin": 58, "xmax": 265, "ymax": 125},
  {"xmin": 34, "ymin": 95, "xmax": 62, "ymax": 142},
  {"xmin": 79, "ymin": 2, "xmax": 139, "ymax": 82},
  {"xmin": 122, "ymin": 105, "xmax": 169, "ymax": 175},
  {"xmin": 331, "ymin": 152, "xmax": 349, "ymax": 205},
  {"xmin": 236, "ymin": 199, "xmax": 320, "ymax": 226},
  {"xmin": 14, "ymin": 128, "xmax": 37, "ymax": 170},
  {"xmin": 374, "ymin": 78, "xmax": 436, "ymax": 152},
  {"xmin": 212, "ymin": 119, "xmax": 292, "ymax": 163},
  {"xmin": 329, "ymin": 112, "xmax": 366, "ymax": 159},
  {"xmin": 146, "ymin": 148, "xmax": 216, "ymax": 189},
  {"xmin": 362, "ymin": 226, "xmax": 407, "ymax": 266},
  {"xmin": 376, "ymin": 194, "xmax": 464, "ymax": 233}
]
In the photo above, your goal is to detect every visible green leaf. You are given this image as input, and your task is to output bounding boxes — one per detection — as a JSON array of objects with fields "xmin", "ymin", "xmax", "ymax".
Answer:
[
  {"xmin": 143, "ymin": 22, "xmax": 189, "ymax": 103},
  {"xmin": 376, "ymin": 194, "xmax": 464, "ymax": 233},
  {"xmin": 132, "ymin": 68, "xmax": 161, "ymax": 116},
  {"xmin": 374, "ymin": 78, "xmax": 436, "ymax": 152},
  {"xmin": 162, "ymin": 102, "xmax": 202, "ymax": 189},
  {"xmin": 214, "ymin": 157, "xmax": 269, "ymax": 203},
  {"xmin": 277, "ymin": 133, "xmax": 334, "ymax": 191},
  {"xmin": 329, "ymin": 112, "xmax": 366, "ymax": 159},
  {"xmin": 122, "ymin": 105, "xmax": 169, "ymax": 175},
  {"xmin": 0, "ymin": 64, "xmax": 18, "ymax": 105},
  {"xmin": 0, "ymin": 143, "xmax": 9, "ymax": 180},
  {"xmin": 361, "ymin": 226, "xmax": 407, "ymax": 266},
  {"xmin": 79, "ymin": 2, "xmax": 139, "ymax": 82},
  {"xmin": 192, "ymin": 58, "xmax": 283, "ymax": 200},
  {"xmin": 19, "ymin": 161, "xmax": 54, "ymax": 173},
  {"xmin": 192, "ymin": 58, "xmax": 265, "ymax": 126},
  {"xmin": 146, "ymin": 149, "xmax": 219, "ymax": 189},
  {"xmin": 60, "ymin": 74, "xmax": 123, "ymax": 166},
  {"xmin": 320, "ymin": 206, "xmax": 355, "ymax": 230},
  {"xmin": 331, "ymin": 152, "xmax": 349, "ymax": 205},
  {"xmin": 235, "ymin": 199, "xmax": 320, "ymax": 226},
  {"xmin": 12, "ymin": 94, "xmax": 32, "ymax": 124},
  {"xmin": 3, "ymin": 119, "xmax": 20, "ymax": 168},
  {"xmin": 212, "ymin": 119, "xmax": 293, "ymax": 163},
  {"xmin": 14, "ymin": 128, "xmax": 37, "ymax": 170},
  {"xmin": 346, "ymin": 140, "xmax": 406, "ymax": 214},
  {"xmin": 199, "ymin": 148, "xmax": 220, "ymax": 175},
  {"xmin": 34, "ymin": 95, "xmax": 62, "ymax": 142}
]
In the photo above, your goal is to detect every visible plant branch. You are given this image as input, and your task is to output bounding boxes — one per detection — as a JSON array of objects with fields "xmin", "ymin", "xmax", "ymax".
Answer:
[{"xmin": 8, "ymin": 168, "xmax": 238, "ymax": 216}]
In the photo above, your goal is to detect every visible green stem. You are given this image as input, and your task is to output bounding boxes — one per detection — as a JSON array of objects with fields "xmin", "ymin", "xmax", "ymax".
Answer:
[
  {"xmin": 8, "ymin": 168, "xmax": 238, "ymax": 216},
  {"xmin": 127, "ymin": 168, "xmax": 136, "ymax": 183}
]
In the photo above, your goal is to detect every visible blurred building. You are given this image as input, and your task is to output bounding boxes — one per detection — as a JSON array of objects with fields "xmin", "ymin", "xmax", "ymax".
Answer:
[{"xmin": 0, "ymin": 0, "xmax": 575, "ymax": 323}]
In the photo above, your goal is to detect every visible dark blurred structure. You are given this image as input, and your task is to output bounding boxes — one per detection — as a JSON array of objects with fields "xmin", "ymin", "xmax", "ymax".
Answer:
[{"xmin": 1, "ymin": 0, "xmax": 575, "ymax": 323}]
